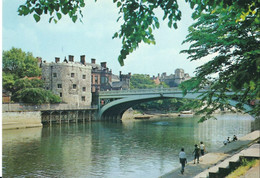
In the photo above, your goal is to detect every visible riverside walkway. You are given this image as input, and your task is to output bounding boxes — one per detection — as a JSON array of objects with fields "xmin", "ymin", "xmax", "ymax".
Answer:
[{"xmin": 161, "ymin": 130, "xmax": 260, "ymax": 178}]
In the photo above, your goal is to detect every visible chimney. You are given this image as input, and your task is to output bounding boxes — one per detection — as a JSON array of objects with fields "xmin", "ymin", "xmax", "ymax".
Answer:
[
  {"xmin": 80, "ymin": 55, "xmax": 85, "ymax": 64},
  {"xmin": 91, "ymin": 58, "xmax": 96, "ymax": 64},
  {"xmin": 68, "ymin": 55, "xmax": 74, "ymax": 62},
  {"xmin": 101, "ymin": 62, "xmax": 107, "ymax": 68},
  {"xmin": 55, "ymin": 57, "xmax": 60, "ymax": 63},
  {"xmin": 36, "ymin": 57, "xmax": 42, "ymax": 63}
]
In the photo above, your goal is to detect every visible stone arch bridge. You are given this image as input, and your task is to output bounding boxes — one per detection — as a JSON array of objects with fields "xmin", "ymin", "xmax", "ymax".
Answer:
[{"xmin": 97, "ymin": 88, "xmax": 251, "ymax": 121}]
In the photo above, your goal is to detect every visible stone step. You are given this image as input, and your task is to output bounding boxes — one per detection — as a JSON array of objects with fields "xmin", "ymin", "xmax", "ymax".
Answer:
[{"xmin": 196, "ymin": 143, "xmax": 260, "ymax": 178}]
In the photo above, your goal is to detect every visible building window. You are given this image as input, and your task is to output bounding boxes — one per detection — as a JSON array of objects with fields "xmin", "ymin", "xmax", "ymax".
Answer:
[
  {"xmin": 82, "ymin": 87, "xmax": 86, "ymax": 92},
  {"xmin": 53, "ymin": 73, "xmax": 57, "ymax": 77},
  {"xmin": 83, "ymin": 74, "xmax": 86, "ymax": 79},
  {"xmin": 73, "ymin": 84, "xmax": 77, "ymax": 89},
  {"xmin": 60, "ymin": 93, "xmax": 62, "ymax": 97},
  {"xmin": 101, "ymin": 76, "xmax": 108, "ymax": 84},
  {"xmin": 81, "ymin": 96, "xmax": 85, "ymax": 101},
  {"xmin": 71, "ymin": 73, "xmax": 75, "ymax": 77},
  {"xmin": 95, "ymin": 76, "xmax": 98, "ymax": 84},
  {"xmin": 57, "ymin": 84, "xmax": 62, "ymax": 88}
]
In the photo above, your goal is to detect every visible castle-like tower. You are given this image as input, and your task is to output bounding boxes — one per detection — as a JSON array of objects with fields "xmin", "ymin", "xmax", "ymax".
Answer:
[{"xmin": 41, "ymin": 55, "xmax": 92, "ymax": 106}]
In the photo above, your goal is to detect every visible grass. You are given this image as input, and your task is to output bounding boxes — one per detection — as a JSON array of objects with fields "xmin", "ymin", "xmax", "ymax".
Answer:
[{"xmin": 226, "ymin": 158, "xmax": 260, "ymax": 178}]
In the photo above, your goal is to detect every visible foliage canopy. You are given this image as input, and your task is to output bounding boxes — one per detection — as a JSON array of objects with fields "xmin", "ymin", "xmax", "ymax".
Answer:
[
  {"xmin": 2, "ymin": 47, "xmax": 61, "ymax": 104},
  {"xmin": 3, "ymin": 47, "xmax": 41, "ymax": 79},
  {"xmin": 180, "ymin": 5, "xmax": 260, "ymax": 121},
  {"xmin": 12, "ymin": 88, "xmax": 61, "ymax": 104}
]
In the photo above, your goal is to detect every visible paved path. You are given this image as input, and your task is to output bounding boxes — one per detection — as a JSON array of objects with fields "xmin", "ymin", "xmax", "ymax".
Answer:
[{"xmin": 160, "ymin": 130, "xmax": 260, "ymax": 178}]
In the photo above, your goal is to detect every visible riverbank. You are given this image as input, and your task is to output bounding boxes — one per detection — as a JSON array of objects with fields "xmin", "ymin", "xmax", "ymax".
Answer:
[
  {"xmin": 160, "ymin": 130, "xmax": 260, "ymax": 178},
  {"xmin": 2, "ymin": 111, "xmax": 42, "ymax": 130},
  {"xmin": 122, "ymin": 110, "xmax": 181, "ymax": 120}
]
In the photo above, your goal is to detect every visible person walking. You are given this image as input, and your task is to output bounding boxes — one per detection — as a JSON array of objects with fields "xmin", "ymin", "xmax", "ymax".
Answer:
[
  {"xmin": 193, "ymin": 144, "xmax": 200, "ymax": 164},
  {"xmin": 200, "ymin": 141, "xmax": 206, "ymax": 156},
  {"xmin": 179, "ymin": 148, "xmax": 187, "ymax": 174}
]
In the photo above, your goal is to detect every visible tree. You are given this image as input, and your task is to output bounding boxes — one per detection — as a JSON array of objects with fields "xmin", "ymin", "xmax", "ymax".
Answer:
[
  {"xmin": 2, "ymin": 47, "xmax": 42, "ymax": 93},
  {"xmin": 2, "ymin": 47, "xmax": 61, "ymax": 104},
  {"xmin": 3, "ymin": 47, "xmax": 41, "ymax": 78},
  {"xmin": 12, "ymin": 88, "xmax": 61, "ymax": 104},
  {"xmin": 180, "ymin": 6, "xmax": 260, "ymax": 121},
  {"xmin": 2, "ymin": 73, "xmax": 15, "ymax": 93},
  {"xmin": 13, "ymin": 78, "xmax": 44, "ymax": 93},
  {"xmin": 17, "ymin": 0, "xmax": 259, "ymax": 65},
  {"xmin": 130, "ymin": 74, "xmax": 159, "ymax": 89}
]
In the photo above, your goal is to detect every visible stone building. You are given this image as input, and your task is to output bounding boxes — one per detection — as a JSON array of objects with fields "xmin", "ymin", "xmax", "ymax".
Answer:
[
  {"xmin": 174, "ymin": 68, "xmax": 190, "ymax": 85},
  {"xmin": 152, "ymin": 68, "xmax": 191, "ymax": 87},
  {"xmin": 41, "ymin": 55, "xmax": 92, "ymax": 106},
  {"xmin": 111, "ymin": 71, "xmax": 131, "ymax": 90}
]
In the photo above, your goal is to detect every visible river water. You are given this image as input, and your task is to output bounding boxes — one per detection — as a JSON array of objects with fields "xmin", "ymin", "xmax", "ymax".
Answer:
[{"xmin": 2, "ymin": 113, "xmax": 256, "ymax": 178}]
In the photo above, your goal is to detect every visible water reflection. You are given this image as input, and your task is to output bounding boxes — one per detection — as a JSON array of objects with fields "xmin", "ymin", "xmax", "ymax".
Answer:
[{"xmin": 2, "ymin": 114, "xmax": 256, "ymax": 178}]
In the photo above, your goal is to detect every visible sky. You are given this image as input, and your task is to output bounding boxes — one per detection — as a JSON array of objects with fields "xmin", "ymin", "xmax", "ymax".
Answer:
[{"xmin": 2, "ymin": 0, "xmax": 208, "ymax": 77}]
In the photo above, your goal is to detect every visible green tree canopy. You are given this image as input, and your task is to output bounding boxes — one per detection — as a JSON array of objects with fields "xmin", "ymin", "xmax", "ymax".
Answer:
[
  {"xmin": 130, "ymin": 74, "xmax": 159, "ymax": 89},
  {"xmin": 3, "ymin": 47, "xmax": 41, "ymax": 79},
  {"xmin": 2, "ymin": 47, "xmax": 61, "ymax": 104},
  {"xmin": 12, "ymin": 88, "xmax": 61, "ymax": 104},
  {"xmin": 13, "ymin": 78, "xmax": 44, "ymax": 92},
  {"xmin": 180, "ymin": 6, "xmax": 260, "ymax": 120}
]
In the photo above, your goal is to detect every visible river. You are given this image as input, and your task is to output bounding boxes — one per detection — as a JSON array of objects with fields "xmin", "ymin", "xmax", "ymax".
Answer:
[{"xmin": 2, "ymin": 113, "xmax": 256, "ymax": 178}]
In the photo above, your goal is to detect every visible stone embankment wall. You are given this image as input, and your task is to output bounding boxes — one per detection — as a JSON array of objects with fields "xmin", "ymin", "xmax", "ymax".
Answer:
[
  {"xmin": 2, "ymin": 103, "xmax": 96, "ymax": 112},
  {"xmin": 2, "ymin": 103, "xmax": 97, "ymax": 130},
  {"xmin": 2, "ymin": 111, "xmax": 42, "ymax": 130}
]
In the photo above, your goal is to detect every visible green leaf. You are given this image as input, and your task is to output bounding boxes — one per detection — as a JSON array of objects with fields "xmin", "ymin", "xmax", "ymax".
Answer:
[
  {"xmin": 33, "ymin": 14, "xmax": 41, "ymax": 22},
  {"xmin": 148, "ymin": 27, "xmax": 152, "ymax": 34},
  {"xmin": 49, "ymin": 16, "xmax": 54, "ymax": 23},
  {"xmin": 173, "ymin": 23, "xmax": 178, "ymax": 29},
  {"xmin": 168, "ymin": 20, "xmax": 173, "ymax": 28},
  {"xmin": 112, "ymin": 32, "xmax": 118, "ymax": 39},
  {"xmin": 155, "ymin": 22, "xmax": 160, "ymax": 29},
  {"xmin": 72, "ymin": 15, "xmax": 77, "ymax": 23},
  {"xmin": 35, "ymin": 8, "xmax": 43, "ymax": 15},
  {"xmin": 56, "ymin": 12, "xmax": 62, "ymax": 20},
  {"xmin": 117, "ymin": 2, "xmax": 122, "ymax": 7}
]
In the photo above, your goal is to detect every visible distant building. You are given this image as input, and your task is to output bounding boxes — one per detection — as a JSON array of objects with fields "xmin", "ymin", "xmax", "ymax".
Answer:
[
  {"xmin": 86, "ymin": 58, "xmax": 112, "ymax": 92},
  {"xmin": 152, "ymin": 68, "xmax": 191, "ymax": 87},
  {"xmin": 152, "ymin": 74, "xmax": 161, "ymax": 85},
  {"xmin": 2, "ymin": 89, "xmax": 11, "ymax": 103},
  {"xmin": 111, "ymin": 71, "xmax": 131, "ymax": 90},
  {"xmin": 41, "ymin": 55, "xmax": 92, "ymax": 106}
]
